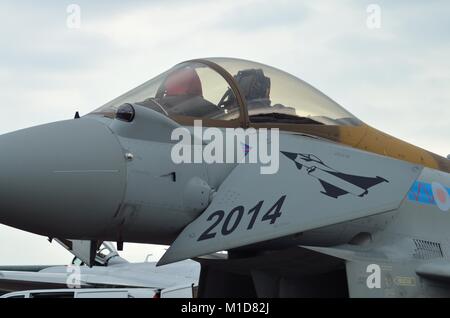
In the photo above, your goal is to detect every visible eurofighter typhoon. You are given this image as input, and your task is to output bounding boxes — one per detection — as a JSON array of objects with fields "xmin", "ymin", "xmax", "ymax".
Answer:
[{"xmin": 0, "ymin": 58, "xmax": 449, "ymax": 297}]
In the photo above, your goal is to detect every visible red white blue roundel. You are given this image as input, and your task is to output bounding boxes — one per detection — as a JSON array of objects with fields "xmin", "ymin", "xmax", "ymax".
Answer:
[{"xmin": 432, "ymin": 182, "xmax": 450, "ymax": 212}]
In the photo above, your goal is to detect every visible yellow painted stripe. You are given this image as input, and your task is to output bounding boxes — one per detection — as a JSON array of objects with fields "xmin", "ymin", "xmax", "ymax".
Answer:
[{"xmin": 339, "ymin": 124, "xmax": 449, "ymax": 173}]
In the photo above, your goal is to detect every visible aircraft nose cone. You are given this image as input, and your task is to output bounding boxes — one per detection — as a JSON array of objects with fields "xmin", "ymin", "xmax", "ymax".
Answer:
[{"xmin": 0, "ymin": 118, "xmax": 126, "ymax": 238}]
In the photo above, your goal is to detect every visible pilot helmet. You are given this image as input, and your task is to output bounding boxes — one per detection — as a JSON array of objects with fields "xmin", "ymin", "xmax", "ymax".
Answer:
[{"xmin": 163, "ymin": 67, "xmax": 203, "ymax": 97}]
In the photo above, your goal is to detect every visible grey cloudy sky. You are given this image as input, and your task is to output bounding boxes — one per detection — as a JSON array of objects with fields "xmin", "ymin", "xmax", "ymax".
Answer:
[{"xmin": 0, "ymin": 0, "xmax": 449, "ymax": 265}]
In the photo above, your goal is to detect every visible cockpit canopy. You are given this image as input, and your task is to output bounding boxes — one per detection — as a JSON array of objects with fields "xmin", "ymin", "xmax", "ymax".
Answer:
[{"xmin": 92, "ymin": 58, "xmax": 361, "ymax": 126}]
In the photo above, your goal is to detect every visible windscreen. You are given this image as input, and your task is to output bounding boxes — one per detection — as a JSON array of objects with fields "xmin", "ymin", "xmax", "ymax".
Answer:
[{"xmin": 91, "ymin": 62, "xmax": 240, "ymax": 121}]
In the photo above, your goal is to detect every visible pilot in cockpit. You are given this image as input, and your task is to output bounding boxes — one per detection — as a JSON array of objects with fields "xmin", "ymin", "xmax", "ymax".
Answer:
[
  {"xmin": 140, "ymin": 65, "xmax": 295, "ymax": 121},
  {"xmin": 154, "ymin": 67, "xmax": 222, "ymax": 117}
]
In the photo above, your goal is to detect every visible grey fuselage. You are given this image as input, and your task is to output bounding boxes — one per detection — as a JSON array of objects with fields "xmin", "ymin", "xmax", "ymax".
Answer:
[{"xmin": 0, "ymin": 105, "xmax": 449, "ymax": 297}]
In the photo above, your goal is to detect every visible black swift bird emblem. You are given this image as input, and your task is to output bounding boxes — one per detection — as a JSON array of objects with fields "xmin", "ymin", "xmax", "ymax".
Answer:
[{"xmin": 281, "ymin": 152, "xmax": 389, "ymax": 199}]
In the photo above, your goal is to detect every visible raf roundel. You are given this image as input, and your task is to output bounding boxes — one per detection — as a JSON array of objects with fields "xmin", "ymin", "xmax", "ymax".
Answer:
[{"xmin": 431, "ymin": 182, "xmax": 450, "ymax": 212}]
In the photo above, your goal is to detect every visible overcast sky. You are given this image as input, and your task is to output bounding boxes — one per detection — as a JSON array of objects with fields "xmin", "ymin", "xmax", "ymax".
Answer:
[{"xmin": 0, "ymin": 0, "xmax": 449, "ymax": 265}]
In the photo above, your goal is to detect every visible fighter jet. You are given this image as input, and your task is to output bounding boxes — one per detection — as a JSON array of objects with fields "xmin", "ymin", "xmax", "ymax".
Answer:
[
  {"xmin": 0, "ymin": 58, "xmax": 449, "ymax": 297},
  {"xmin": 0, "ymin": 240, "xmax": 199, "ymax": 296}
]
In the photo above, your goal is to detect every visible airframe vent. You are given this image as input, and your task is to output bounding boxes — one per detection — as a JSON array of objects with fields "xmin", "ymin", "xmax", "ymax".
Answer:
[{"xmin": 413, "ymin": 239, "xmax": 443, "ymax": 259}]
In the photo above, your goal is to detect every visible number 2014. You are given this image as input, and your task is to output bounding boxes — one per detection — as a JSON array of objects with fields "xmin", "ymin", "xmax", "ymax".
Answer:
[{"xmin": 198, "ymin": 195, "xmax": 287, "ymax": 241}]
